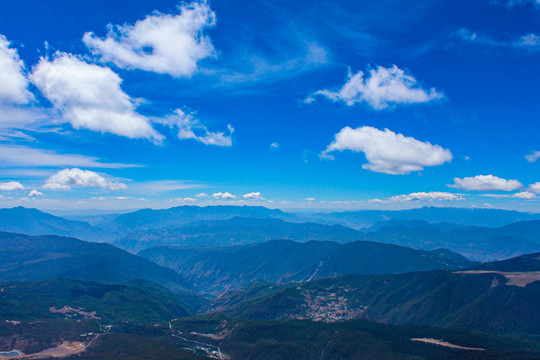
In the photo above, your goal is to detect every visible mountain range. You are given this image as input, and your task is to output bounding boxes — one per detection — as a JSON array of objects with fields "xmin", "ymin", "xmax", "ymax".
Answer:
[
  {"xmin": 309, "ymin": 206, "xmax": 540, "ymax": 229},
  {"xmin": 103, "ymin": 205, "xmax": 300, "ymax": 232},
  {"xmin": 358, "ymin": 220, "xmax": 540, "ymax": 261},
  {"xmin": 139, "ymin": 239, "xmax": 475, "ymax": 293},
  {"xmin": 1, "ymin": 206, "xmax": 538, "ymax": 262},
  {"xmin": 113, "ymin": 217, "xmax": 365, "ymax": 253},
  {"xmin": 119, "ymin": 216, "xmax": 540, "ymax": 261},
  {"xmin": 0, "ymin": 207, "xmax": 109, "ymax": 242}
]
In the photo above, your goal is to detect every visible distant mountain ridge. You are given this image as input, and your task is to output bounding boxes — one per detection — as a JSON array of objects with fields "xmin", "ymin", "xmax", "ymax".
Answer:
[
  {"xmin": 114, "ymin": 216, "xmax": 365, "ymax": 253},
  {"xmin": 358, "ymin": 220, "xmax": 540, "ymax": 261},
  {"xmin": 123, "ymin": 216, "xmax": 540, "ymax": 262},
  {"xmin": 139, "ymin": 239, "xmax": 475, "ymax": 293},
  {"xmin": 0, "ymin": 206, "xmax": 538, "ymax": 262},
  {"xmin": 310, "ymin": 206, "xmax": 540, "ymax": 229},
  {"xmin": 0, "ymin": 207, "xmax": 109, "ymax": 242},
  {"xmin": 368, "ymin": 219, "xmax": 468, "ymax": 231},
  {"xmin": 105, "ymin": 205, "xmax": 300, "ymax": 233}
]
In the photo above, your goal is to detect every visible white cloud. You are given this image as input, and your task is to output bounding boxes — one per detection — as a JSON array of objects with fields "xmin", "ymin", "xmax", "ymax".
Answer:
[
  {"xmin": 212, "ymin": 192, "xmax": 236, "ymax": 200},
  {"xmin": 322, "ymin": 126, "xmax": 452, "ymax": 175},
  {"xmin": 0, "ymin": 34, "xmax": 33, "ymax": 104},
  {"xmin": 304, "ymin": 197, "xmax": 315, "ymax": 201},
  {"xmin": 28, "ymin": 190, "xmax": 44, "ymax": 197},
  {"xmin": 0, "ymin": 106, "xmax": 45, "ymax": 133},
  {"xmin": 0, "ymin": 144, "xmax": 138, "ymax": 168},
  {"xmin": 512, "ymin": 191, "xmax": 536, "ymax": 199},
  {"xmin": 195, "ymin": 192, "xmax": 208, "ymax": 198},
  {"xmin": 130, "ymin": 180, "xmax": 201, "ymax": 192},
  {"xmin": 31, "ymin": 52, "xmax": 162, "ymax": 142},
  {"xmin": 390, "ymin": 191, "xmax": 463, "ymax": 201},
  {"xmin": 529, "ymin": 182, "xmax": 540, "ymax": 194},
  {"xmin": 172, "ymin": 197, "xmax": 196, "ymax": 202},
  {"xmin": 243, "ymin": 192, "xmax": 264, "ymax": 200},
  {"xmin": 449, "ymin": 175, "xmax": 522, "ymax": 191},
  {"xmin": 481, "ymin": 191, "xmax": 537, "ymax": 199},
  {"xmin": 157, "ymin": 109, "xmax": 233, "ymax": 146},
  {"xmin": 0, "ymin": 181, "xmax": 24, "ymax": 191},
  {"xmin": 516, "ymin": 34, "xmax": 540, "ymax": 47},
  {"xmin": 83, "ymin": 2, "xmax": 216, "ymax": 77},
  {"xmin": 219, "ymin": 42, "xmax": 328, "ymax": 85},
  {"xmin": 270, "ymin": 142, "xmax": 279, "ymax": 150},
  {"xmin": 456, "ymin": 28, "xmax": 540, "ymax": 51},
  {"xmin": 306, "ymin": 65, "xmax": 442, "ymax": 110},
  {"xmin": 525, "ymin": 151, "xmax": 540, "ymax": 163},
  {"xmin": 43, "ymin": 168, "xmax": 127, "ymax": 190}
]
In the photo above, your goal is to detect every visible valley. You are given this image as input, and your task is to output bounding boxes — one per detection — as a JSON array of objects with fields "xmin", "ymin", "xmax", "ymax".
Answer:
[{"xmin": 0, "ymin": 205, "xmax": 538, "ymax": 359}]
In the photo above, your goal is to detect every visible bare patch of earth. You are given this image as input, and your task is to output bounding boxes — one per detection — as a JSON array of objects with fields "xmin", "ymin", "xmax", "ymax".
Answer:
[
  {"xmin": 0, "ymin": 338, "xmax": 95, "ymax": 359},
  {"xmin": 48, "ymin": 306, "xmax": 99, "ymax": 320},
  {"xmin": 455, "ymin": 271, "xmax": 540, "ymax": 287},
  {"xmin": 411, "ymin": 338, "xmax": 484, "ymax": 351}
]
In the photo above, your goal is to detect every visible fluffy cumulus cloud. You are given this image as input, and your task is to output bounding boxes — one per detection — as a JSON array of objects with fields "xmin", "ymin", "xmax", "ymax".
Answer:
[
  {"xmin": 306, "ymin": 65, "xmax": 443, "ymax": 110},
  {"xmin": 195, "ymin": 192, "xmax": 208, "ymax": 198},
  {"xmin": 83, "ymin": 2, "xmax": 216, "ymax": 77},
  {"xmin": 43, "ymin": 168, "xmax": 127, "ymax": 190},
  {"xmin": 390, "ymin": 191, "xmax": 463, "ymax": 201},
  {"xmin": 30, "ymin": 53, "xmax": 162, "ymax": 142},
  {"xmin": 449, "ymin": 175, "xmax": 522, "ymax": 191},
  {"xmin": 525, "ymin": 151, "xmax": 540, "ymax": 163},
  {"xmin": 28, "ymin": 190, "xmax": 44, "ymax": 197},
  {"xmin": 0, "ymin": 34, "xmax": 33, "ymax": 104},
  {"xmin": 243, "ymin": 192, "xmax": 264, "ymax": 200},
  {"xmin": 0, "ymin": 181, "xmax": 24, "ymax": 191},
  {"xmin": 322, "ymin": 126, "xmax": 452, "ymax": 175},
  {"xmin": 212, "ymin": 192, "xmax": 236, "ymax": 200},
  {"xmin": 157, "ymin": 109, "xmax": 233, "ymax": 146},
  {"xmin": 530, "ymin": 182, "xmax": 540, "ymax": 194}
]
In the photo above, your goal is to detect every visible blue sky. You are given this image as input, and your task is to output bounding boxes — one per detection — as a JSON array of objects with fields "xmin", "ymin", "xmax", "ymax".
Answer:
[{"xmin": 0, "ymin": 0, "xmax": 538, "ymax": 212}]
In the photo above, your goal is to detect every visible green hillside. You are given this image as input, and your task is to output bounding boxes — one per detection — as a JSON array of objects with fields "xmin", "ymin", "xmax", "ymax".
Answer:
[
  {"xmin": 0, "ymin": 278, "xmax": 191, "ymax": 324},
  {"xmin": 139, "ymin": 239, "xmax": 475, "ymax": 293},
  {"xmin": 0, "ymin": 232, "xmax": 193, "ymax": 291},
  {"xmin": 169, "ymin": 315, "xmax": 540, "ymax": 360},
  {"xmin": 208, "ymin": 269, "xmax": 540, "ymax": 336}
]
